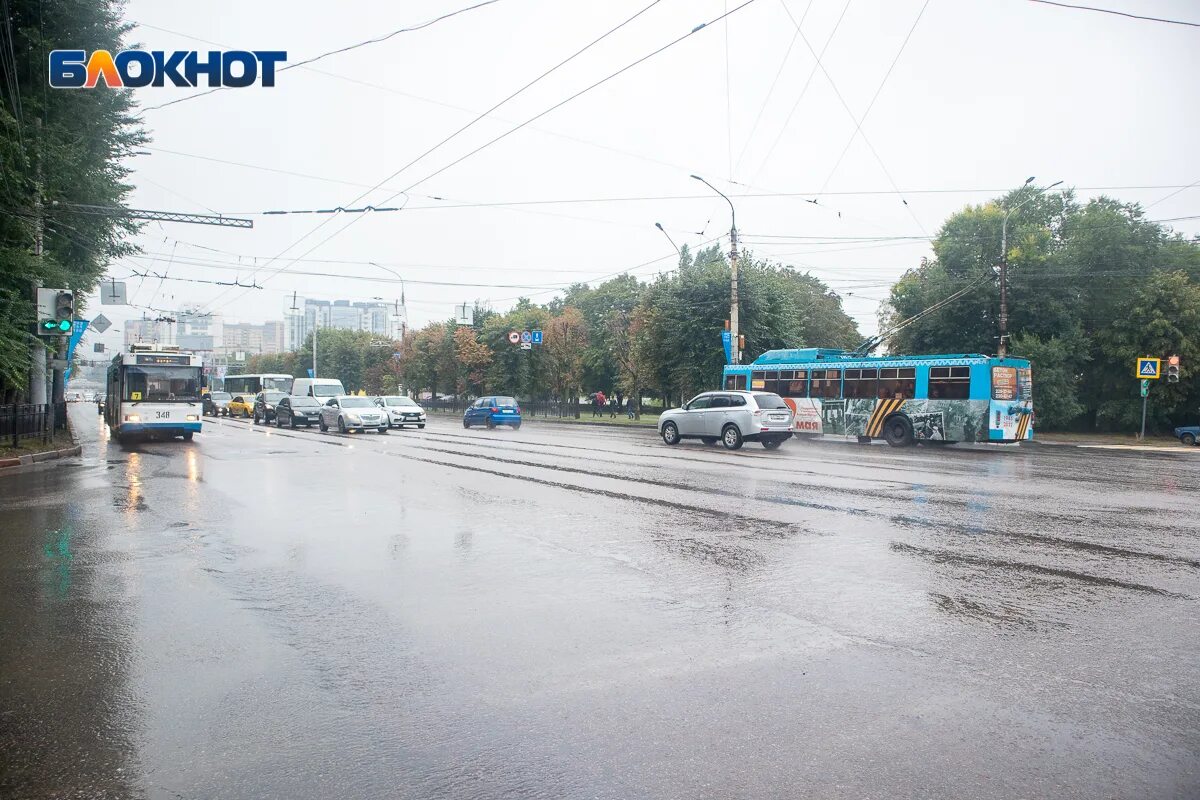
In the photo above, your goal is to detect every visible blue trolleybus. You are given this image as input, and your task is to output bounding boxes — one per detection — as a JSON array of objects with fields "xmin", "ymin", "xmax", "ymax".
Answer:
[
  {"xmin": 722, "ymin": 348, "xmax": 1033, "ymax": 446},
  {"xmin": 105, "ymin": 344, "xmax": 204, "ymax": 443}
]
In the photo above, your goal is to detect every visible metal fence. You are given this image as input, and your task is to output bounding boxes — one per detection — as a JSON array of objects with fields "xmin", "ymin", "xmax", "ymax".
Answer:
[
  {"xmin": 0, "ymin": 402, "xmax": 67, "ymax": 447},
  {"xmin": 422, "ymin": 397, "xmax": 659, "ymax": 420},
  {"xmin": 424, "ymin": 398, "xmax": 585, "ymax": 419}
]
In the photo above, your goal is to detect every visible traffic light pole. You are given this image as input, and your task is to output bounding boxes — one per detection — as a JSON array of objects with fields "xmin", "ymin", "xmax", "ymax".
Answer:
[{"xmin": 1140, "ymin": 386, "xmax": 1148, "ymax": 441}]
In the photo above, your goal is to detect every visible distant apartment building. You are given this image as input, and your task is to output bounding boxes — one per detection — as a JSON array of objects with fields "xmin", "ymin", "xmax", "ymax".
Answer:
[
  {"xmin": 220, "ymin": 323, "xmax": 265, "ymax": 356},
  {"xmin": 123, "ymin": 318, "xmax": 164, "ymax": 347},
  {"xmin": 284, "ymin": 297, "xmax": 405, "ymax": 351},
  {"xmin": 262, "ymin": 321, "xmax": 284, "ymax": 354}
]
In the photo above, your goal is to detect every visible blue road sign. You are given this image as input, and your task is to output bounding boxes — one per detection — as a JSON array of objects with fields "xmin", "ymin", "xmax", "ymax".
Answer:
[
  {"xmin": 1136, "ymin": 357, "xmax": 1160, "ymax": 379},
  {"xmin": 531, "ymin": 329, "xmax": 543, "ymax": 345},
  {"xmin": 521, "ymin": 330, "xmax": 532, "ymax": 344}
]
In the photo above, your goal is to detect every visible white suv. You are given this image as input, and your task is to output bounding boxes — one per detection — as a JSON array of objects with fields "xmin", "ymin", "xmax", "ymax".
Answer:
[{"xmin": 658, "ymin": 390, "xmax": 793, "ymax": 450}]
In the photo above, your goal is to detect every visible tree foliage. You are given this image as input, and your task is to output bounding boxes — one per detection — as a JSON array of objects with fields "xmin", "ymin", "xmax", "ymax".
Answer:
[
  {"xmin": 0, "ymin": 0, "xmax": 146, "ymax": 399},
  {"xmin": 883, "ymin": 188, "xmax": 1200, "ymax": 430}
]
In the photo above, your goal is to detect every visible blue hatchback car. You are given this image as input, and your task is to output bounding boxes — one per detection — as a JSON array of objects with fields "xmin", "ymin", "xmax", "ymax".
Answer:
[{"xmin": 463, "ymin": 395, "xmax": 522, "ymax": 430}]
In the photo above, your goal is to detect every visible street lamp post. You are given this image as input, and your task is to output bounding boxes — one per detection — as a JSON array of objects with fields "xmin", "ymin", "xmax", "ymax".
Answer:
[
  {"xmin": 998, "ymin": 178, "xmax": 1062, "ymax": 358},
  {"xmin": 654, "ymin": 222, "xmax": 681, "ymax": 258},
  {"xmin": 690, "ymin": 175, "xmax": 740, "ymax": 363}
]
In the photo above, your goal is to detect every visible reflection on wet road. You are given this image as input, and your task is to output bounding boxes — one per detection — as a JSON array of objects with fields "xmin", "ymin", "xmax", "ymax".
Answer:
[{"xmin": 1, "ymin": 406, "xmax": 1198, "ymax": 799}]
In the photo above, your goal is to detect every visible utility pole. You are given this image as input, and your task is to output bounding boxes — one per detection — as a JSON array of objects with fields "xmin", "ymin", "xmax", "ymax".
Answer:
[
  {"xmin": 691, "ymin": 175, "xmax": 740, "ymax": 363},
  {"xmin": 998, "ymin": 178, "xmax": 1062, "ymax": 358}
]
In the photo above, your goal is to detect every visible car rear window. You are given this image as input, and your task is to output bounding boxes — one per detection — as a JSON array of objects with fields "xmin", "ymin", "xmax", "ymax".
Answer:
[
  {"xmin": 752, "ymin": 393, "xmax": 788, "ymax": 410},
  {"xmin": 494, "ymin": 396, "xmax": 517, "ymax": 406},
  {"xmin": 291, "ymin": 396, "xmax": 320, "ymax": 408}
]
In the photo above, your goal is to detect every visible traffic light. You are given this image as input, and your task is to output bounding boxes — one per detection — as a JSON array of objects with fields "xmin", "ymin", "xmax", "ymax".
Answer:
[
  {"xmin": 37, "ymin": 290, "xmax": 74, "ymax": 335},
  {"xmin": 1167, "ymin": 354, "xmax": 1180, "ymax": 383}
]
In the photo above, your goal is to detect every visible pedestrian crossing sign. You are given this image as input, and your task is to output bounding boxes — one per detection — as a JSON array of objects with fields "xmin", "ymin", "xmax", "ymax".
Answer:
[{"xmin": 1136, "ymin": 357, "xmax": 1160, "ymax": 379}]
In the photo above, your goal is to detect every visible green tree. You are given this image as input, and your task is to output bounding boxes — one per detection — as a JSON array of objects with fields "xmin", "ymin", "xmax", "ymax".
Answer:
[{"xmin": 0, "ymin": 0, "xmax": 146, "ymax": 399}]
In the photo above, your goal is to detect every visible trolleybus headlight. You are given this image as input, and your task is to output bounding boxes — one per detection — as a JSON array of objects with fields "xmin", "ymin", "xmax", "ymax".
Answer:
[{"xmin": 124, "ymin": 414, "xmax": 140, "ymax": 422}]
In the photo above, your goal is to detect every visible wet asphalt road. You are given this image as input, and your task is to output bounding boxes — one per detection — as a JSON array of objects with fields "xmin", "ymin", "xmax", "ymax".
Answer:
[{"xmin": 1, "ymin": 405, "xmax": 1198, "ymax": 799}]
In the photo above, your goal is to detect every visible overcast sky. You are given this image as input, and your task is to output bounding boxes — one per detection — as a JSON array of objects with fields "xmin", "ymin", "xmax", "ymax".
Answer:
[{"xmin": 84, "ymin": 0, "xmax": 1200, "ymax": 351}]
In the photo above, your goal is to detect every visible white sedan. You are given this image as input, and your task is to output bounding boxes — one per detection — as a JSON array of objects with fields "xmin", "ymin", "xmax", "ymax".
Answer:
[
  {"xmin": 374, "ymin": 396, "xmax": 427, "ymax": 429},
  {"xmin": 318, "ymin": 396, "xmax": 389, "ymax": 434}
]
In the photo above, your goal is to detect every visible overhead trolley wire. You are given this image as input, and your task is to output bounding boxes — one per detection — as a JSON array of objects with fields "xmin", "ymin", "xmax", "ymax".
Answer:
[
  {"xmin": 195, "ymin": 0, "xmax": 676, "ymax": 314},
  {"xmin": 142, "ymin": 0, "xmax": 506, "ymax": 112}
]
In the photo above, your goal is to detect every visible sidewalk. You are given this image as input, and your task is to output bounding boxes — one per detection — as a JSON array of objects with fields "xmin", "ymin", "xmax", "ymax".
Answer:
[{"xmin": 1034, "ymin": 431, "xmax": 1192, "ymax": 452}]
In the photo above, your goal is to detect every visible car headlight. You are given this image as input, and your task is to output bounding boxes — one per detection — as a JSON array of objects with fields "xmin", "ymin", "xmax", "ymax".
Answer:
[
  {"xmin": 124, "ymin": 414, "xmax": 140, "ymax": 422},
  {"xmin": 266, "ymin": 404, "xmax": 275, "ymax": 411},
  {"xmin": 186, "ymin": 414, "xmax": 199, "ymax": 421},
  {"xmin": 345, "ymin": 413, "xmax": 361, "ymax": 423}
]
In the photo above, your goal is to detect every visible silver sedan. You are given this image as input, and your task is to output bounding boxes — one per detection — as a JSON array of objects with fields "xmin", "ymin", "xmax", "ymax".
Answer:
[
  {"xmin": 318, "ymin": 396, "xmax": 389, "ymax": 434},
  {"xmin": 659, "ymin": 390, "xmax": 793, "ymax": 450}
]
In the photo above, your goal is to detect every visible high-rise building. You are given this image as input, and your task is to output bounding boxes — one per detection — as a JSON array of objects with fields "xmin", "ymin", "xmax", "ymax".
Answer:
[
  {"xmin": 123, "ymin": 318, "xmax": 164, "ymax": 347},
  {"xmin": 284, "ymin": 310, "xmax": 307, "ymax": 352},
  {"xmin": 220, "ymin": 323, "xmax": 265, "ymax": 356},
  {"xmin": 262, "ymin": 321, "xmax": 284, "ymax": 354}
]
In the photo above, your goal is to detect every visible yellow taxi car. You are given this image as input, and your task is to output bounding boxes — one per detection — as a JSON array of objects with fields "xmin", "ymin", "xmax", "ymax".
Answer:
[{"xmin": 227, "ymin": 395, "xmax": 254, "ymax": 418}]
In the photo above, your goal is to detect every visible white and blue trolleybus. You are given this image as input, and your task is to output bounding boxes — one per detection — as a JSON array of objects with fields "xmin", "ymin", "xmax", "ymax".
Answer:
[{"xmin": 105, "ymin": 344, "xmax": 203, "ymax": 443}]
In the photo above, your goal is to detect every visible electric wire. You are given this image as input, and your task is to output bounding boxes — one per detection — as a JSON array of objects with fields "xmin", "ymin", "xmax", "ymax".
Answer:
[
  {"xmin": 1026, "ymin": 0, "xmax": 1200, "ymax": 28},
  {"xmin": 141, "ymin": 0, "xmax": 506, "ymax": 112},
  {"xmin": 195, "ymin": 0, "xmax": 674, "ymax": 313}
]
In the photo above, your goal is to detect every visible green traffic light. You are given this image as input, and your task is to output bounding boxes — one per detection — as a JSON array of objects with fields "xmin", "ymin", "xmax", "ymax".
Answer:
[
  {"xmin": 58, "ymin": 319, "xmax": 72, "ymax": 332},
  {"xmin": 41, "ymin": 320, "xmax": 57, "ymax": 330}
]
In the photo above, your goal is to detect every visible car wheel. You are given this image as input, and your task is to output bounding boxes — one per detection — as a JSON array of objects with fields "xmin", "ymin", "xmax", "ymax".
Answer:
[
  {"xmin": 253, "ymin": 411, "xmax": 260, "ymax": 424},
  {"xmin": 243, "ymin": 409, "xmax": 251, "ymax": 418},
  {"xmin": 337, "ymin": 418, "xmax": 347, "ymax": 434},
  {"xmin": 379, "ymin": 426, "xmax": 389, "ymax": 434},
  {"xmin": 661, "ymin": 421, "xmax": 680, "ymax": 446},
  {"xmin": 1184, "ymin": 433, "xmax": 1197, "ymax": 446},
  {"xmin": 318, "ymin": 417, "xmax": 327, "ymax": 431},
  {"xmin": 721, "ymin": 424, "xmax": 744, "ymax": 450},
  {"xmin": 513, "ymin": 423, "xmax": 521, "ymax": 431},
  {"xmin": 762, "ymin": 437, "xmax": 784, "ymax": 450},
  {"xmin": 883, "ymin": 415, "xmax": 914, "ymax": 448},
  {"xmin": 486, "ymin": 417, "xmax": 495, "ymax": 430},
  {"xmin": 463, "ymin": 419, "xmax": 471, "ymax": 428},
  {"xmin": 418, "ymin": 424, "xmax": 425, "ymax": 429},
  {"xmin": 701, "ymin": 436, "xmax": 718, "ymax": 446}
]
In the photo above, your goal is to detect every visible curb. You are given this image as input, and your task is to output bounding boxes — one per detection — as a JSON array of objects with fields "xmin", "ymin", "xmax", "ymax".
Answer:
[{"xmin": 0, "ymin": 444, "xmax": 83, "ymax": 474}]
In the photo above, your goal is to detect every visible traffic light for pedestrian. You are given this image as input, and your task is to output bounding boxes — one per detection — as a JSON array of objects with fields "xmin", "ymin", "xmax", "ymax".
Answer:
[{"xmin": 1167, "ymin": 354, "xmax": 1180, "ymax": 383}]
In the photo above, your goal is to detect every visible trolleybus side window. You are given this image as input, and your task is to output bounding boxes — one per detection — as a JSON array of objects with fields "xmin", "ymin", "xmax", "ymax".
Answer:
[
  {"xmin": 992, "ymin": 366, "xmax": 1018, "ymax": 400},
  {"xmin": 750, "ymin": 371, "xmax": 767, "ymax": 390},
  {"xmin": 843, "ymin": 368, "xmax": 878, "ymax": 399},
  {"xmin": 930, "ymin": 366, "xmax": 971, "ymax": 399},
  {"xmin": 766, "ymin": 369, "xmax": 807, "ymax": 397},
  {"xmin": 878, "ymin": 367, "xmax": 915, "ymax": 399},
  {"xmin": 810, "ymin": 369, "xmax": 842, "ymax": 399},
  {"xmin": 724, "ymin": 374, "xmax": 747, "ymax": 390}
]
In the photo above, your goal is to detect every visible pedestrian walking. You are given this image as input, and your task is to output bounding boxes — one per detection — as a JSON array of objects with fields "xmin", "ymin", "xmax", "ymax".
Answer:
[
  {"xmin": 609, "ymin": 394, "xmax": 618, "ymax": 418},
  {"xmin": 591, "ymin": 392, "xmax": 601, "ymax": 418}
]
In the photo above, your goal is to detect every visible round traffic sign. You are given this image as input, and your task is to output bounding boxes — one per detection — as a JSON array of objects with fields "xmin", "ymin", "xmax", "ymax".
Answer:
[{"xmin": 507, "ymin": 331, "xmax": 521, "ymax": 344}]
